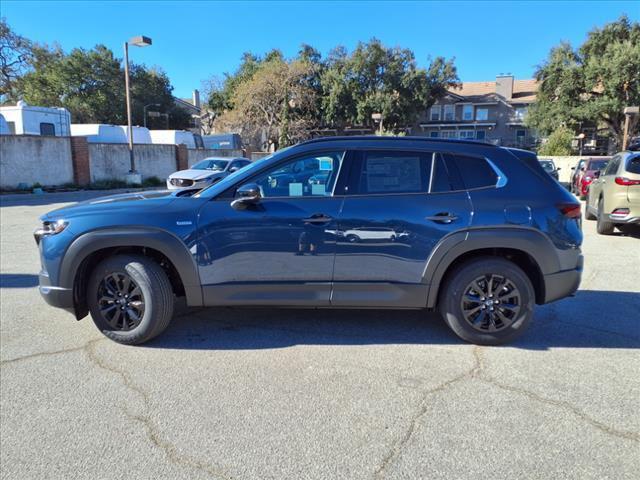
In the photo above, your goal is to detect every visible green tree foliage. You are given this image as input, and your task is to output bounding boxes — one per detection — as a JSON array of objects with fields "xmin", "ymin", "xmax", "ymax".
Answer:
[
  {"xmin": 2, "ymin": 18, "xmax": 189, "ymax": 128},
  {"xmin": 1, "ymin": 17, "xmax": 34, "ymax": 100},
  {"xmin": 207, "ymin": 39, "xmax": 459, "ymax": 145},
  {"xmin": 527, "ymin": 16, "xmax": 640, "ymax": 148},
  {"xmin": 537, "ymin": 126, "xmax": 574, "ymax": 156}
]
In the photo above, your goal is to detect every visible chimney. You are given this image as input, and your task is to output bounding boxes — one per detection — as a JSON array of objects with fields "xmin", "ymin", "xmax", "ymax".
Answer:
[
  {"xmin": 495, "ymin": 75, "xmax": 514, "ymax": 100},
  {"xmin": 192, "ymin": 89, "xmax": 201, "ymax": 109}
]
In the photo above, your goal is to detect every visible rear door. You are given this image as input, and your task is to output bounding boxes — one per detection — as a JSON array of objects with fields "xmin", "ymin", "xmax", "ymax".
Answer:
[{"xmin": 331, "ymin": 149, "xmax": 472, "ymax": 307}]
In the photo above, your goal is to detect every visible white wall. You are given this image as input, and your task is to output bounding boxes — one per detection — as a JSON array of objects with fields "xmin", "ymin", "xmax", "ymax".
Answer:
[
  {"xmin": 89, "ymin": 144, "xmax": 177, "ymax": 181},
  {"xmin": 538, "ymin": 156, "xmax": 611, "ymax": 183},
  {"xmin": 0, "ymin": 135, "xmax": 74, "ymax": 188}
]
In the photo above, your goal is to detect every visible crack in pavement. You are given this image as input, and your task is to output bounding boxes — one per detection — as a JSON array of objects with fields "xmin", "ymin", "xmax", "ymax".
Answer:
[
  {"xmin": 477, "ymin": 373, "xmax": 640, "ymax": 443},
  {"xmin": 84, "ymin": 341, "xmax": 235, "ymax": 480},
  {"xmin": 373, "ymin": 346, "xmax": 483, "ymax": 479},
  {"xmin": 0, "ymin": 339, "xmax": 104, "ymax": 367},
  {"xmin": 373, "ymin": 346, "xmax": 638, "ymax": 479}
]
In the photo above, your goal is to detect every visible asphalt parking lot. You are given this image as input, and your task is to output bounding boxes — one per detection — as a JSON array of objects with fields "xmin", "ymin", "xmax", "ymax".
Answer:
[{"xmin": 1, "ymin": 190, "xmax": 639, "ymax": 480}]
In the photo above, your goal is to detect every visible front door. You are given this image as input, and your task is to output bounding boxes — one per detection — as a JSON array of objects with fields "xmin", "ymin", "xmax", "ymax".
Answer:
[
  {"xmin": 331, "ymin": 150, "xmax": 472, "ymax": 307},
  {"xmin": 196, "ymin": 150, "xmax": 348, "ymax": 306}
]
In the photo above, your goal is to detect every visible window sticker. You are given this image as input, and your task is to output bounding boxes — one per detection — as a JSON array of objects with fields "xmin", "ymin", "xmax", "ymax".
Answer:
[
  {"xmin": 319, "ymin": 158, "xmax": 333, "ymax": 171},
  {"xmin": 289, "ymin": 183, "xmax": 303, "ymax": 196},
  {"xmin": 311, "ymin": 184, "xmax": 326, "ymax": 195},
  {"xmin": 365, "ymin": 156, "xmax": 421, "ymax": 193}
]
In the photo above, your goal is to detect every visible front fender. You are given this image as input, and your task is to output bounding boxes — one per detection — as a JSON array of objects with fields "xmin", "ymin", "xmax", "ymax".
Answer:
[{"xmin": 59, "ymin": 227, "xmax": 203, "ymax": 307}]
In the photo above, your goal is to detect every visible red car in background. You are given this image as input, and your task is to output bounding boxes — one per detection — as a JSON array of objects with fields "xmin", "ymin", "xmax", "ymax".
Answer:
[{"xmin": 576, "ymin": 158, "xmax": 609, "ymax": 199}]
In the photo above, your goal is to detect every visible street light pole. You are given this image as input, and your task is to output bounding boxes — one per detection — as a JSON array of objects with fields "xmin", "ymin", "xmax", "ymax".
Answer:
[
  {"xmin": 124, "ymin": 41, "xmax": 135, "ymax": 177},
  {"xmin": 123, "ymin": 35, "xmax": 152, "ymax": 185}
]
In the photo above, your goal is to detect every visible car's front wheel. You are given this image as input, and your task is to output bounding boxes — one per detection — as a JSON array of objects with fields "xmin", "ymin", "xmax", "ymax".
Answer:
[
  {"xmin": 438, "ymin": 257, "xmax": 534, "ymax": 345},
  {"xmin": 87, "ymin": 255, "xmax": 174, "ymax": 345}
]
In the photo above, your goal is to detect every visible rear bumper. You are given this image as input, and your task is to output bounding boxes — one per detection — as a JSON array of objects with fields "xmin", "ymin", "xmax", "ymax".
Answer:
[
  {"xmin": 542, "ymin": 255, "xmax": 583, "ymax": 304},
  {"xmin": 39, "ymin": 272, "xmax": 74, "ymax": 312}
]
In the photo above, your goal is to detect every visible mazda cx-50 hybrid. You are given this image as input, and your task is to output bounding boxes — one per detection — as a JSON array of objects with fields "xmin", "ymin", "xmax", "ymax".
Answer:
[{"xmin": 35, "ymin": 137, "xmax": 583, "ymax": 346}]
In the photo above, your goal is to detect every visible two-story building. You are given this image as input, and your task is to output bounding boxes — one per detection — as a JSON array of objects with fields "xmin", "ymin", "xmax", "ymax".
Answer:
[{"xmin": 415, "ymin": 75, "xmax": 538, "ymax": 148}]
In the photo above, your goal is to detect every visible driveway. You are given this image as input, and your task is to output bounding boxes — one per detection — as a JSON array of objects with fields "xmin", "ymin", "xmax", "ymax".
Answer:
[{"xmin": 1, "ymin": 191, "xmax": 638, "ymax": 479}]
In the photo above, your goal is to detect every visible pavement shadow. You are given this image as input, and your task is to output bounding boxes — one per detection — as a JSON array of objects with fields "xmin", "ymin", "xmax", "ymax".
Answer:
[
  {"xmin": 146, "ymin": 289, "xmax": 640, "ymax": 351},
  {"xmin": 0, "ymin": 273, "xmax": 39, "ymax": 288}
]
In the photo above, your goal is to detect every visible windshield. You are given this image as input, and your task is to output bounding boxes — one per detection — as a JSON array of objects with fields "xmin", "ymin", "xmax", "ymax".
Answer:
[
  {"xmin": 588, "ymin": 160, "xmax": 608, "ymax": 171},
  {"xmin": 195, "ymin": 148, "xmax": 293, "ymax": 197},
  {"xmin": 540, "ymin": 161, "xmax": 554, "ymax": 171},
  {"xmin": 192, "ymin": 159, "xmax": 228, "ymax": 171}
]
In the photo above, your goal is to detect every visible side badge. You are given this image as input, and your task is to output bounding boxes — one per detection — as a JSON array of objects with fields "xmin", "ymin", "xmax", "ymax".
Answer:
[{"xmin": 176, "ymin": 221, "xmax": 193, "ymax": 226}]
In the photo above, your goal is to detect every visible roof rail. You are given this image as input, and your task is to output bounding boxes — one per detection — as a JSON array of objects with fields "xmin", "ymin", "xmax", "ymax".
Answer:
[{"xmin": 298, "ymin": 135, "xmax": 498, "ymax": 147}]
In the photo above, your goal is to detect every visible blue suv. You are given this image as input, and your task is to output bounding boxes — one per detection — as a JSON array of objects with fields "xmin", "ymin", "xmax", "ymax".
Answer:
[{"xmin": 35, "ymin": 137, "xmax": 583, "ymax": 345}]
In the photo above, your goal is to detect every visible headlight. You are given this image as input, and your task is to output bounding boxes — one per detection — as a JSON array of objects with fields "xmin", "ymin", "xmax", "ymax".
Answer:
[{"xmin": 34, "ymin": 220, "xmax": 68, "ymax": 244}]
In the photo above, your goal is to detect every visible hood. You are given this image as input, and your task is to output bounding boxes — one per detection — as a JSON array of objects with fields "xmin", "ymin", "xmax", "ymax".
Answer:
[
  {"xmin": 169, "ymin": 169, "xmax": 225, "ymax": 181},
  {"xmin": 41, "ymin": 189, "xmax": 181, "ymax": 221}
]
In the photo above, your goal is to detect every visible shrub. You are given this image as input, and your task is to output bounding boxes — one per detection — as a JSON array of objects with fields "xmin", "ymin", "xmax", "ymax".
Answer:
[{"xmin": 538, "ymin": 126, "xmax": 574, "ymax": 156}]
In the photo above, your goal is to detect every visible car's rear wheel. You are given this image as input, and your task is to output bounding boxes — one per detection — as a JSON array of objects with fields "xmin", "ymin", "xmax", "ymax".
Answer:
[
  {"xmin": 87, "ymin": 255, "xmax": 174, "ymax": 345},
  {"xmin": 438, "ymin": 257, "xmax": 534, "ymax": 345},
  {"xmin": 596, "ymin": 198, "xmax": 614, "ymax": 235},
  {"xmin": 585, "ymin": 194, "xmax": 596, "ymax": 220}
]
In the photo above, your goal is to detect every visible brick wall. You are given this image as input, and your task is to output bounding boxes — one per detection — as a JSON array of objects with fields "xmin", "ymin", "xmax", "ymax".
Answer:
[{"xmin": 70, "ymin": 137, "xmax": 90, "ymax": 185}]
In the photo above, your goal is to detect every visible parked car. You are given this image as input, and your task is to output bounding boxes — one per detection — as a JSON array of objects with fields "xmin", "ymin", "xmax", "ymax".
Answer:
[
  {"xmin": 34, "ymin": 136, "xmax": 582, "ymax": 346},
  {"xmin": 166, "ymin": 157, "xmax": 251, "ymax": 190},
  {"xmin": 576, "ymin": 158, "xmax": 609, "ymax": 199},
  {"xmin": 539, "ymin": 159, "xmax": 560, "ymax": 180},
  {"xmin": 570, "ymin": 158, "xmax": 587, "ymax": 194},
  {"xmin": 585, "ymin": 151, "xmax": 640, "ymax": 234}
]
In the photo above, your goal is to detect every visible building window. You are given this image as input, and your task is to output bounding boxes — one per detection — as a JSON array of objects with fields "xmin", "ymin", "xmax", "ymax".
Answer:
[
  {"xmin": 7, "ymin": 121, "xmax": 16, "ymax": 134},
  {"xmin": 514, "ymin": 107, "xmax": 528, "ymax": 120},
  {"xmin": 516, "ymin": 129, "xmax": 526, "ymax": 144},
  {"xmin": 430, "ymin": 105, "xmax": 441, "ymax": 121},
  {"xmin": 462, "ymin": 105, "xmax": 473, "ymax": 121},
  {"xmin": 429, "ymin": 131, "xmax": 439, "ymax": 138},
  {"xmin": 443, "ymin": 104, "xmax": 454, "ymax": 121},
  {"xmin": 476, "ymin": 130, "xmax": 486, "ymax": 140},
  {"xmin": 459, "ymin": 130, "xmax": 475, "ymax": 139},
  {"xmin": 40, "ymin": 123, "xmax": 55, "ymax": 136},
  {"xmin": 441, "ymin": 130, "xmax": 456, "ymax": 139},
  {"xmin": 475, "ymin": 108, "xmax": 488, "ymax": 121}
]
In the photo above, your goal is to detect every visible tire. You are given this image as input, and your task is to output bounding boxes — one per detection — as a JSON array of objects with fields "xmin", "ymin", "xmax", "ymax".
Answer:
[
  {"xmin": 596, "ymin": 198, "xmax": 614, "ymax": 235},
  {"xmin": 584, "ymin": 194, "xmax": 596, "ymax": 221},
  {"xmin": 87, "ymin": 254, "xmax": 174, "ymax": 345},
  {"xmin": 438, "ymin": 257, "xmax": 534, "ymax": 346}
]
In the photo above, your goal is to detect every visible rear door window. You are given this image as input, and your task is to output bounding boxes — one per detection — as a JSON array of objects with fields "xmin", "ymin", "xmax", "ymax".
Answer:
[
  {"xmin": 443, "ymin": 153, "xmax": 498, "ymax": 189},
  {"xmin": 350, "ymin": 151, "xmax": 432, "ymax": 195}
]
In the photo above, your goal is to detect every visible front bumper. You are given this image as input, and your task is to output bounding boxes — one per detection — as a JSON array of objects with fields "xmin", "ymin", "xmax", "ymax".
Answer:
[
  {"xmin": 39, "ymin": 271, "xmax": 74, "ymax": 312},
  {"xmin": 542, "ymin": 255, "xmax": 583, "ymax": 304}
]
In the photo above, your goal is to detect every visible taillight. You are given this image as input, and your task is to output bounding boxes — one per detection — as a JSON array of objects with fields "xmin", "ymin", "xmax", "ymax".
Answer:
[
  {"xmin": 610, "ymin": 208, "xmax": 630, "ymax": 218},
  {"xmin": 557, "ymin": 203, "xmax": 581, "ymax": 219},
  {"xmin": 614, "ymin": 177, "xmax": 640, "ymax": 186}
]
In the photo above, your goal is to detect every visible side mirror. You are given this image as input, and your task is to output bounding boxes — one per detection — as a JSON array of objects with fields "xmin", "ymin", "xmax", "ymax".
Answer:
[
  {"xmin": 571, "ymin": 166, "xmax": 575, "ymax": 170},
  {"xmin": 593, "ymin": 170, "xmax": 601, "ymax": 178},
  {"xmin": 231, "ymin": 183, "xmax": 261, "ymax": 210},
  {"xmin": 556, "ymin": 167, "xmax": 561, "ymax": 171},
  {"xmin": 229, "ymin": 166, "xmax": 239, "ymax": 173}
]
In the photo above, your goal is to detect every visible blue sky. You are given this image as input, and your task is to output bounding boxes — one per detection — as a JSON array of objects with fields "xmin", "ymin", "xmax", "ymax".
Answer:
[{"xmin": 2, "ymin": 1, "xmax": 638, "ymax": 98}]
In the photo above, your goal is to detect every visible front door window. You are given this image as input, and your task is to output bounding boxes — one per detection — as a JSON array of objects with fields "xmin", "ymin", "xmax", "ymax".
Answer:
[{"xmin": 252, "ymin": 152, "xmax": 345, "ymax": 198}]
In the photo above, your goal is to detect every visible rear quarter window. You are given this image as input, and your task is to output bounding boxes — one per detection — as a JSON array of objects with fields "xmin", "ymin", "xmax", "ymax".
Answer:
[
  {"xmin": 626, "ymin": 156, "xmax": 640, "ymax": 174},
  {"xmin": 444, "ymin": 153, "xmax": 498, "ymax": 189}
]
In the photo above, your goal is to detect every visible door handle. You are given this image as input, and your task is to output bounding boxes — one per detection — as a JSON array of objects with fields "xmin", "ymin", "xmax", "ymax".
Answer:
[
  {"xmin": 425, "ymin": 213, "xmax": 459, "ymax": 224},
  {"xmin": 303, "ymin": 214, "xmax": 333, "ymax": 224}
]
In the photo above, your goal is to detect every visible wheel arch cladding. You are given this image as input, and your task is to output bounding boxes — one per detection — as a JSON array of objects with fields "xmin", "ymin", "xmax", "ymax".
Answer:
[
  {"xmin": 424, "ymin": 228, "xmax": 560, "ymax": 308},
  {"xmin": 60, "ymin": 228, "xmax": 203, "ymax": 318}
]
